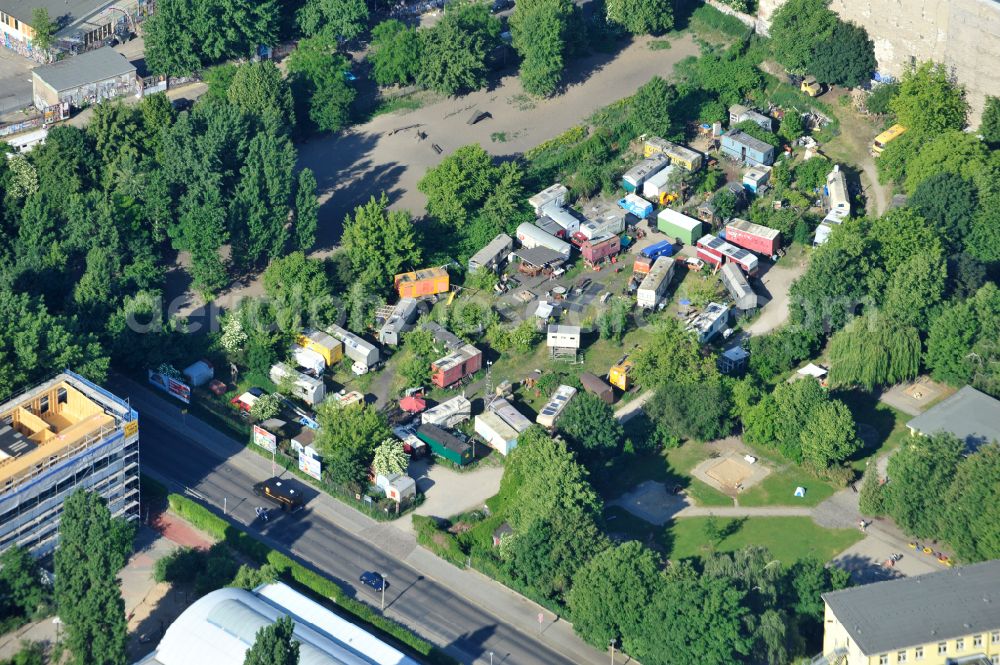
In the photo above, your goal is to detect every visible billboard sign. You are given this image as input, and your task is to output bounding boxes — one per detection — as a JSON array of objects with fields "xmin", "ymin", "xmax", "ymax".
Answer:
[
  {"xmin": 298, "ymin": 452, "xmax": 321, "ymax": 480},
  {"xmin": 252, "ymin": 425, "xmax": 277, "ymax": 453},
  {"xmin": 148, "ymin": 369, "xmax": 191, "ymax": 404}
]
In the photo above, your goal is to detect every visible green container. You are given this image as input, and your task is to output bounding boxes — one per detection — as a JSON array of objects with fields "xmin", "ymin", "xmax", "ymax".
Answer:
[{"xmin": 416, "ymin": 424, "xmax": 473, "ymax": 466}]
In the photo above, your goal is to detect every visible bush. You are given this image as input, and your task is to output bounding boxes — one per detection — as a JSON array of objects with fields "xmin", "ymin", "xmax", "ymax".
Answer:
[
  {"xmin": 413, "ymin": 516, "xmax": 467, "ymax": 567},
  {"xmin": 689, "ymin": 4, "xmax": 751, "ymax": 39}
]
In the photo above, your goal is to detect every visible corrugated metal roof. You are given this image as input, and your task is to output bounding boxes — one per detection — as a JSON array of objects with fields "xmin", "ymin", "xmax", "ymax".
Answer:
[
  {"xmin": 33, "ymin": 48, "xmax": 135, "ymax": 92},
  {"xmin": 822, "ymin": 560, "xmax": 1000, "ymax": 656},
  {"xmin": 722, "ymin": 129, "xmax": 773, "ymax": 155}
]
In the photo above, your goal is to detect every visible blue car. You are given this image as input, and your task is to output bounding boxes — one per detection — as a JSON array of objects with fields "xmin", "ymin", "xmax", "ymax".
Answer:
[{"xmin": 360, "ymin": 571, "xmax": 388, "ymax": 592}]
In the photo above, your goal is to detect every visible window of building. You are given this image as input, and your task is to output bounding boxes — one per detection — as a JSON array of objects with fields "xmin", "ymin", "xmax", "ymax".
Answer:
[
  {"xmin": 914, "ymin": 646, "xmax": 923, "ymax": 660},
  {"xmin": 973, "ymin": 635, "xmax": 982, "ymax": 648},
  {"xmin": 897, "ymin": 651, "xmax": 907, "ymax": 663},
  {"xmin": 993, "ymin": 631, "xmax": 1000, "ymax": 644},
  {"xmin": 938, "ymin": 643, "xmax": 947, "ymax": 655},
  {"xmin": 879, "ymin": 655, "xmax": 889, "ymax": 665},
  {"xmin": 956, "ymin": 638, "xmax": 965, "ymax": 651},
  {"xmin": 991, "ymin": 655, "xmax": 999, "ymax": 665}
]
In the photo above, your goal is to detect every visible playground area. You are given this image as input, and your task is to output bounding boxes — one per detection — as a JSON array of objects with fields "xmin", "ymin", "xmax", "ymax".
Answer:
[{"xmin": 692, "ymin": 452, "xmax": 771, "ymax": 496}]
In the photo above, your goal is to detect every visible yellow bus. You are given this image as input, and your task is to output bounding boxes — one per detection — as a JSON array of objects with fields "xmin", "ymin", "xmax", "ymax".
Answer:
[{"xmin": 871, "ymin": 124, "xmax": 907, "ymax": 157}]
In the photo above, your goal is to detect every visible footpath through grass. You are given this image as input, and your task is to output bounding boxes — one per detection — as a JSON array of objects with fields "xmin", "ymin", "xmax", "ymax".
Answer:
[{"xmin": 667, "ymin": 516, "xmax": 863, "ymax": 563}]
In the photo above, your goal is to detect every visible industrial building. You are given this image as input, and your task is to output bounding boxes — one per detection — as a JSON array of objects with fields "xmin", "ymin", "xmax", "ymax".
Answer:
[
  {"xmin": 1, "ymin": 0, "xmax": 138, "ymax": 54},
  {"xmin": 32, "ymin": 47, "xmax": 137, "ymax": 109},
  {"xmin": 0, "ymin": 371, "xmax": 139, "ymax": 557},
  {"xmin": 421, "ymin": 395, "xmax": 472, "ymax": 428},
  {"xmin": 819, "ymin": 559, "xmax": 1000, "ymax": 665},
  {"xmin": 468, "ymin": 233, "xmax": 513, "ymax": 273},
  {"xmin": 135, "ymin": 582, "xmax": 421, "ymax": 665},
  {"xmin": 720, "ymin": 129, "xmax": 775, "ymax": 167}
]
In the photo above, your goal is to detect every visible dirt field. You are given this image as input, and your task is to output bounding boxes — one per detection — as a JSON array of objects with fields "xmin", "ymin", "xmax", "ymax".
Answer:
[{"xmin": 299, "ymin": 32, "xmax": 700, "ymax": 249}]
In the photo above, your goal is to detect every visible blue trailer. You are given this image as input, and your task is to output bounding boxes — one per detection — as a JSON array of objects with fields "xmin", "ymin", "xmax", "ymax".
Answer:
[
  {"xmin": 618, "ymin": 194, "xmax": 654, "ymax": 220},
  {"xmin": 641, "ymin": 240, "xmax": 675, "ymax": 260}
]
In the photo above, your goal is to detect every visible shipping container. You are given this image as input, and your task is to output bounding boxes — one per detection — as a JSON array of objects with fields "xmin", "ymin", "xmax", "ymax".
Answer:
[
  {"xmin": 416, "ymin": 424, "xmax": 473, "ymax": 466},
  {"xmin": 528, "ymin": 183, "xmax": 569, "ymax": 214},
  {"xmin": 516, "ymin": 222, "xmax": 572, "ymax": 258},
  {"xmin": 296, "ymin": 329, "xmax": 344, "ymax": 366},
  {"xmin": 642, "ymin": 165, "xmax": 676, "ymax": 201},
  {"xmin": 656, "ymin": 209, "xmax": 702, "ymax": 246},
  {"xmin": 536, "ymin": 385, "xmax": 576, "ymax": 429},
  {"xmin": 637, "ymin": 256, "xmax": 676, "ymax": 309},
  {"xmin": 579, "ymin": 372, "xmax": 614, "ymax": 404},
  {"xmin": 474, "ymin": 412, "xmax": 520, "ymax": 456},
  {"xmin": 641, "ymin": 239, "xmax": 675, "ymax": 260},
  {"xmin": 663, "ymin": 144, "xmax": 703, "ymax": 171},
  {"xmin": 609, "ymin": 360, "xmax": 633, "ymax": 391},
  {"xmin": 269, "ymin": 362, "xmax": 326, "ymax": 406},
  {"xmin": 431, "ymin": 344, "xmax": 483, "ymax": 388},
  {"xmin": 394, "ymin": 267, "xmax": 450, "ymax": 299},
  {"xmin": 633, "ymin": 255, "xmax": 653, "ymax": 274},
  {"xmin": 581, "ymin": 233, "xmax": 621, "ymax": 264},
  {"xmin": 725, "ymin": 218, "xmax": 781, "ymax": 256},
  {"xmin": 622, "ymin": 155, "xmax": 669, "ymax": 192},
  {"xmin": 618, "ymin": 194, "xmax": 654, "ymax": 219},
  {"xmin": 696, "ymin": 234, "xmax": 759, "ymax": 275}
]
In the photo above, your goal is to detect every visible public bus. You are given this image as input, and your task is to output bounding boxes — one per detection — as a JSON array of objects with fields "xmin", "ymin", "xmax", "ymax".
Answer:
[{"xmin": 871, "ymin": 124, "xmax": 907, "ymax": 157}]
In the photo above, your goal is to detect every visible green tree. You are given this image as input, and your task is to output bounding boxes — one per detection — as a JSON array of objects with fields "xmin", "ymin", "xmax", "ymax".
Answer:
[
  {"xmin": 369, "ymin": 20, "xmax": 422, "ymax": 87},
  {"xmin": 743, "ymin": 378, "xmax": 829, "ymax": 463},
  {"xmin": 632, "ymin": 562, "xmax": 752, "ymax": 665},
  {"xmin": 789, "ymin": 225, "xmax": 870, "ymax": 336},
  {"xmin": 777, "ymin": 112, "xmax": 804, "ymax": 143},
  {"xmin": 768, "ymin": 0, "xmax": 837, "ymax": 74},
  {"xmin": 981, "ymin": 96, "xmax": 1000, "ymax": 149},
  {"xmin": 647, "ymin": 379, "xmax": 731, "ymax": 442},
  {"xmin": 293, "ymin": 168, "xmax": 319, "ymax": 251},
  {"xmin": 288, "ymin": 36, "xmax": 356, "ymax": 134},
  {"xmin": 417, "ymin": 2, "xmax": 501, "ymax": 95},
  {"xmin": 792, "ymin": 155, "xmax": 832, "ymax": 192},
  {"xmin": 297, "ymin": 0, "xmax": 369, "ymax": 42},
  {"xmin": 244, "ymin": 616, "xmax": 300, "ymax": 665},
  {"xmin": 909, "ymin": 173, "xmax": 977, "ymax": 248},
  {"xmin": 227, "ymin": 61, "xmax": 295, "ymax": 129},
  {"xmin": 788, "ymin": 557, "xmax": 851, "ymax": 628},
  {"xmin": 511, "ymin": 0, "xmax": 575, "ymax": 96},
  {"xmin": 881, "ymin": 252, "xmax": 947, "ymax": 328},
  {"xmin": 941, "ymin": 445, "xmax": 1000, "ymax": 562},
  {"xmin": 799, "ymin": 399, "xmax": 860, "ymax": 468},
  {"xmin": 858, "ymin": 465, "xmax": 885, "ymax": 516},
  {"xmin": 371, "ymin": 438, "xmax": 408, "ymax": 476},
  {"xmin": 29, "ymin": 8, "xmax": 57, "ymax": 51},
  {"xmin": 397, "ymin": 328, "xmax": 437, "ymax": 388},
  {"xmin": 631, "ymin": 319, "xmax": 717, "ymax": 388},
  {"xmin": 341, "ymin": 193, "xmax": 421, "ymax": 289},
  {"xmin": 143, "ymin": 0, "xmax": 203, "ymax": 75},
  {"xmin": 884, "ymin": 432, "xmax": 964, "ymax": 538},
  {"xmin": 924, "ymin": 300, "xmax": 978, "ymax": 385},
  {"xmin": 889, "ymin": 61, "xmax": 969, "ymax": 135},
  {"xmin": 567, "ymin": 542, "xmax": 660, "ymax": 648},
  {"xmin": 629, "ymin": 76, "xmax": 678, "ymax": 138},
  {"xmin": 418, "ymin": 144, "xmax": 496, "ymax": 228},
  {"xmin": 807, "ymin": 20, "xmax": 875, "ymax": 88},
  {"xmin": 262, "ymin": 251, "xmax": 336, "ymax": 331},
  {"xmin": 250, "ymin": 393, "xmax": 282, "ymax": 421},
  {"xmin": 901, "ymin": 130, "xmax": 988, "ymax": 194},
  {"xmin": 827, "ymin": 313, "xmax": 921, "ymax": 390},
  {"xmin": 54, "ymin": 491, "xmax": 133, "ymax": 665},
  {"xmin": 558, "ymin": 393, "xmax": 624, "ymax": 464},
  {"xmin": 315, "ymin": 403, "xmax": 390, "ymax": 487},
  {"xmin": 0, "ymin": 546, "xmax": 45, "ymax": 618},
  {"xmin": 605, "ymin": 0, "xmax": 673, "ymax": 35}
]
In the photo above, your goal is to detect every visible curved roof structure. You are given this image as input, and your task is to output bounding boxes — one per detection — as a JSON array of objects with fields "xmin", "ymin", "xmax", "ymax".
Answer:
[{"xmin": 136, "ymin": 583, "xmax": 418, "ymax": 665}]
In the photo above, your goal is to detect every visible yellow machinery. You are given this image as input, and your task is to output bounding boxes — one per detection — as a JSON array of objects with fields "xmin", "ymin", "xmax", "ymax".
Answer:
[
  {"xmin": 800, "ymin": 76, "xmax": 822, "ymax": 97},
  {"xmin": 871, "ymin": 124, "xmax": 907, "ymax": 157},
  {"xmin": 447, "ymin": 288, "xmax": 458, "ymax": 305},
  {"xmin": 659, "ymin": 192, "xmax": 679, "ymax": 206},
  {"xmin": 609, "ymin": 359, "xmax": 634, "ymax": 391}
]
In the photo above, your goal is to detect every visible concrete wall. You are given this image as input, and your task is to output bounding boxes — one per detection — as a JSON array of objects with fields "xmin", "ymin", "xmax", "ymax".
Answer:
[{"xmin": 756, "ymin": 0, "xmax": 1000, "ymax": 126}]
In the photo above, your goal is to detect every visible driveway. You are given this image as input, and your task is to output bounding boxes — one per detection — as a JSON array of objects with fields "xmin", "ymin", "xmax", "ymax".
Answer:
[
  {"xmin": 403, "ymin": 457, "xmax": 504, "ymax": 529},
  {"xmin": 745, "ymin": 252, "xmax": 809, "ymax": 335}
]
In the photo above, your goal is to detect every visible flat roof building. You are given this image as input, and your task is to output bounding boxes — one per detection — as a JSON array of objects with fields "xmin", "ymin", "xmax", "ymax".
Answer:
[
  {"xmin": 821, "ymin": 560, "xmax": 1000, "ymax": 665},
  {"xmin": 1, "ymin": 0, "xmax": 138, "ymax": 53},
  {"xmin": 720, "ymin": 129, "xmax": 775, "ymax": 167},
  {"xmin": 136, "ymin": 582, "xmax": 421, "ymax": 665},
  {"xmin": 905, "ymin": 385, "xmax": 1000, "ymax": 452},
  {"xmin": 32, "ymin": 47, "xmax": 137, "ymax": 109},
  {"xmin": 468, "ymin": 233, "xmax": 514, "ymax": 273},
  {"xmin": 0, "ymin": 371, "xmax": 139, "ymax": 557}
]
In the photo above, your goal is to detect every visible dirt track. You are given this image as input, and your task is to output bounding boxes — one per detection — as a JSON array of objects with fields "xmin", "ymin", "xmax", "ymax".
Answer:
[{"xmin": 299, "ymin": 32, "xmax": 699, "ymax": 250}]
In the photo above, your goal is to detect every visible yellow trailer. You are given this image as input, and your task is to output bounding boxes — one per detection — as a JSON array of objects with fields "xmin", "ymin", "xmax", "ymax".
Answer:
[
  {"xmin": 609, "ymin": 359, "xmax": 633, "ymax": 391},
  {"xmin": 296, "ymin": 329, "xmax": 343, "ymax": 365}
]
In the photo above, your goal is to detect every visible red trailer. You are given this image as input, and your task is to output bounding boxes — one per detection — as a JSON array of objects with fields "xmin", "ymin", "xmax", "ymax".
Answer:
[
  {"xmin": 725, "ymin": 218, "xmax": 781, "ymax": 256},
  {"xmin": 581, "ymin": 234, "xmax": 621, "ymax": 264},
  {"xmin": 431, "ymin": 344, "xmax": 483, "ymax": 388},
  {"xmin": 696, "ymin": 235, "xmax": 759, "ymax": 275},
  {"xmin": 633, "ymin": 255, "xmax": 653, "ymax": 274}
]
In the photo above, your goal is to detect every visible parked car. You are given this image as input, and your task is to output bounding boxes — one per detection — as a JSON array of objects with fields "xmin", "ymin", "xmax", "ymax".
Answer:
[
  {"xmin": 360, "ymin": 571, "xmax": 388, "ymax": 592},
  {"xmin": 685, "ymin": 257, "xmax": 705, "ymax": 271}
]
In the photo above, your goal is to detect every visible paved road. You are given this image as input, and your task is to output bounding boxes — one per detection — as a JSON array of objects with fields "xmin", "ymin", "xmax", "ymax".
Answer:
[{"xmin": 114, "ymin": 376, "xmax": 619, "ymax": 665}]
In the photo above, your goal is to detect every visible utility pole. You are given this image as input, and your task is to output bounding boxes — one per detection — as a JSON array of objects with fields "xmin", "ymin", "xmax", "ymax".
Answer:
[
  {"xmin": 609, "ymin": 638, "xmax": 617, "ymax": 665},
  {"xmin": 381, "ymin": 577, "xmax": 387, "ymax": 611}
]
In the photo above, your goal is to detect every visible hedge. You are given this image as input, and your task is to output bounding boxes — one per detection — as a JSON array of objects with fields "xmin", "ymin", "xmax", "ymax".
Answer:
[{"xmin": 166, "ymin": 494, "xmax": 458, "ymax": 665}]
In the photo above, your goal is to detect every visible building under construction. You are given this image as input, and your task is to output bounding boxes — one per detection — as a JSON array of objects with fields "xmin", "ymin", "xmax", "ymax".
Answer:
[{"xmin": 0, "ymin": 371, "xmax": 140, "ymax": 557}]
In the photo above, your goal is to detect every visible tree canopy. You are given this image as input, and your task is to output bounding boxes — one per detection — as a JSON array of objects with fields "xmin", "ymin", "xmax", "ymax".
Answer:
[
  {"xmin": 244, "ymin": 615, "xmax": 300, "ymax": 665},
  {"xmin": 370, "ymin": 20, "xmax": 423, "ymax": 87},
  {"xmin": 417, "ymin": 2, "xmax": 501, "ymax": 96},
  {"xmin": 605, "ymin": 0, "xmax": 673, "ymax": 35},
  {"xmin": 769, "ymin": 0, "xmax": 837, "ymax": 74},
  {"xmin": 315, "ymin": 403, "xmax": 391, "ymax": 488},
  {"xmin": 511, "ymin": 0, "xmax": 576, "ymax": 96},
  {"xmin": 558, "ymin": 392, "xmax": 624, "ymax": 465},
  {"xmin": 889, "ymin": 61, "xmax": 969, "ymax": 135},
  {"xmin": 341, "ymin": 193, "xmax": 421, "ymax": 291},
  {"xmin": 807, "ymin": 20, "xmax": 875, "ymax": 88}
]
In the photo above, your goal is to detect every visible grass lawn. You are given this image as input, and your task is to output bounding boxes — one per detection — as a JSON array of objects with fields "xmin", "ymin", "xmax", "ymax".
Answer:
[
  {"xmin": 737, "ymin": 465, "xmax": 837, "ymax": 507},
  {"xmin": 666, "ymin": 517, "xmax": 863, "ymax": 564}
]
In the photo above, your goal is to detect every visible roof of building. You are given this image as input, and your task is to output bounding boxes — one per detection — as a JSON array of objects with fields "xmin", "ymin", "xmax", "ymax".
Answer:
[
  {"xmin": 719, "ymin": 262, "xmax": 757, "ymax": 310},
  {"xmin": 33, "ymin": 48, "xmax": 136, "ymax": 92},
  {"xmin": 422, "ymin": 321, "xmax": 464, "ymax": 351},
  {"xmin": 905, "ymin": 385, "xmax": 1000, "ymax": 451},
  {"xmin": 513, "ymin": 246, "xmax": 566, "ymax": 267},
  {"xmin": 488, "ymin": 398, "xmax": 533, "ymax": 432},
  {"xmin": 822, "ymin": 560, "xmax": 1000, "ymax": 656},
  {"xmin": 722, "ymin": 129, "xmax": 774, "ymax": 154},
  {"xmin": 468, "ymin": 233, "xmax": 513, "ymax": 267},
  {"xmin": 727, "ymin": 218, "xmax": 780, "ymax": 240},
  {"xmin": 137, "ymin": 582, "xmax": 420, "ymax": 665},
  {"xmin": 2, "ymin": 0, "xmax": 108, "ymax": 32},
  {"xmin": 579, "ymin": 372, "xmax": 612, "ymax": 394}
]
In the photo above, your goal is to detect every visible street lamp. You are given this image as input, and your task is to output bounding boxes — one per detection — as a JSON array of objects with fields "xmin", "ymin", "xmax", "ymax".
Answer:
[
  {"xmin": 381, "ymin": 576, "xmax": 387, "ymax": 611},
  {"xmin": 609, "ymin": 638, "xmax": 617, "ymax": 665},
  {"xmin": 489, "ymin": 652, "xmax": 494, "ymax": 665}
]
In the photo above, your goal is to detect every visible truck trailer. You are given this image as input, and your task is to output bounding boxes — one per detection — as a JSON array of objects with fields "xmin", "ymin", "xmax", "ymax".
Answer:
[
  {"xmin": 656, "ymin": 209, "xmax": 703, "ymax": 246},
  {"xmin": 725, "ymin": 218, "xmax": 781, "ymax": 256},
  {"xmin": 618, "ymin": 194, "xmax": 654, "ymax": 220},
  {"xmin": 581, "ymin": 233, "xmax": 621, "ymax": 264},
  {"xmin": 416, "ymin": 424, "xmax": 473, "ymax": 466},
  {"xmin": 636, "ymin": 257, "xmax": 675, "ymax": 309}
]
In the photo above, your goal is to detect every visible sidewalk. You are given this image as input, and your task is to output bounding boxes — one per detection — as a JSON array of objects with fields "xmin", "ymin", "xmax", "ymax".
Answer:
[{"xmin": 113, "ymin": 374, "xmax": 629, "ymax": 665}]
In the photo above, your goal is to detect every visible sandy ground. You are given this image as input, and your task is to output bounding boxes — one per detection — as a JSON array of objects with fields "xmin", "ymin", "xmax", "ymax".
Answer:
[
  {"xmin": 399, "ymin": 457, "xmax": 504, "ymax": 532},
  {"xmin": 745, "ymin": 251, "xmax": 809, "ymax": 335}
]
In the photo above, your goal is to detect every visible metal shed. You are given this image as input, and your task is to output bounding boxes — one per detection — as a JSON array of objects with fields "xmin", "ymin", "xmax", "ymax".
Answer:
[{"xmin": 32, "ymin": 48, "xmax": 137, "ymax": 109}]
